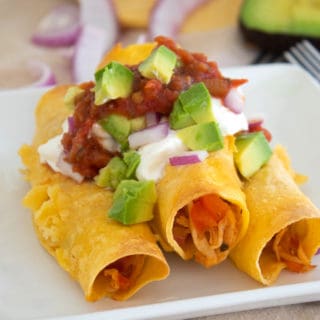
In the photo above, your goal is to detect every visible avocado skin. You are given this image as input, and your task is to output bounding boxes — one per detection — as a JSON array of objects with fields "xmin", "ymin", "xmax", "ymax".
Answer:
[
  {"xmin": 240, "ymin": 21, "xmax": 320, "ymax": 52},
  {"xmin": 239, "ymin": 0, "xmax": 320, "ymax": 52}
]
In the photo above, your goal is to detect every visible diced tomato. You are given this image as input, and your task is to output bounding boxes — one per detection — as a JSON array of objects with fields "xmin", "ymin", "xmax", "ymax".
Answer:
[
  {"xmin": 249, "ymin": 124, "xmax": 272, "ymax": 142},
  {"xmin": 189, "ymin": 194, "xmax": 229, "ymax": 233}
]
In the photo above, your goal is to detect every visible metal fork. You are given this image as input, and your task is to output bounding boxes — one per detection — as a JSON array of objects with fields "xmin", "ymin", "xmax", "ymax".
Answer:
[{"xmin": 284, "ymin": 40, "xmax": 320, "ymax": 82}]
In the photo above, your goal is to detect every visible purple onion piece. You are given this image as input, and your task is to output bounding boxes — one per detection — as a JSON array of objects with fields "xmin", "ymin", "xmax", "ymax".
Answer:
[
  {"xmin": 223, "ymin": 88, "xmax": 245, "ymax": 114},
  {"xmin": 27, "ymin": 60, "xmax": 57, "ymax": 88},
  {"xmin": 31, "ymin": 3, "xmax": 81, "ymax": 47},
  {"xmin": 128, "ymin": 121, "xmax": 169, "ymax": 149},
  {"xmin": 169, "ymin": 154, "xmax": 201, "ymax": 166},
  {"xmin": 68, "ymin": 116, "xmax": 76, "ymax": 135}
]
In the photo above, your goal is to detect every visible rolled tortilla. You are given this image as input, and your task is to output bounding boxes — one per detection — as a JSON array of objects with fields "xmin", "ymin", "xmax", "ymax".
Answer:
[
  {"xmin": 154, "ymin": 137, "xmax": 250, "ymax": 267},
  {"xmin": 19, "ymin": 86, "xmax": 169, "ymax": 301},
  {"xmin": 229, "ymin": 146, "xmax": 320, "ymax": 285}
]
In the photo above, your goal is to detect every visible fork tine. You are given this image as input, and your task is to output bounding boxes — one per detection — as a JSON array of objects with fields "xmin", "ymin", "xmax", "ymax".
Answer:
[
  {"xmin": 284, "ymin": 43, "xmax": 320, "ymax": 82},
  {"xmin": 297, "ymin": 42, "xmax": 320, "ymax": 73},
  {"xmin": 302, "ymin": 40, "xmax": 320, "ymax": 64}
]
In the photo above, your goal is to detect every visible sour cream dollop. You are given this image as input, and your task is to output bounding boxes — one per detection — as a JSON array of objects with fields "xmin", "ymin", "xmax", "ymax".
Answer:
[
  {"xmin": 37, "ymin": 120, "xmax": 84, "ymax": 183},
  {"xmin": 136, "ymin": 131, "xmax": 187, "ymax": 182},
  {"xmin": 211, "ymin": 97, "xmax": 248, "ymax": 136}
]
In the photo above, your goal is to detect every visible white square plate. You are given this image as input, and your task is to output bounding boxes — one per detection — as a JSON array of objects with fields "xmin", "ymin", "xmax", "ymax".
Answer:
[{"xmin": 1, "ymin": 64, "xmax": 319, "ymax": 320}]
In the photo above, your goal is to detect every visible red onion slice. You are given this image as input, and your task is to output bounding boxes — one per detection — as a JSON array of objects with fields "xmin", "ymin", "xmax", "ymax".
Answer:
[
  {"xmin": 169, "ymin": 151, "xmax": 208, "ymax": 166},
  {"xmin": 316, "ymin": 248, "xmax": 320, "ymax": 255},
  {"xmin": 67, "ymin": 116, "xmax": 76, "ymax": 135},
  {"xmin": 128, "ymin": 122, "xmax": 169, "ymax": 149},
  {"xmin": 72, "ymin": 0, "xmax": 119, "ymax": 83},
  {"xmin": 223, "ymin": 88, "xmax": 245, "ymax": 114},
  {"xmin": 27, "ymin": 60, "xmax": 57, "ymax": 88},
  {"xmin": 72, "ymin": 25, "xmax": 108, "ymax": 83},
  {"xmin": 148, "ymin": 0, "xmax": 209, "ymax": 39},
  {"xmin": 145, "ymin": 112, "xmax": 161, "ymax": 127},
  {"xmin": 32, "ymin": 4, "xmax": 81, "ymax": 47}
]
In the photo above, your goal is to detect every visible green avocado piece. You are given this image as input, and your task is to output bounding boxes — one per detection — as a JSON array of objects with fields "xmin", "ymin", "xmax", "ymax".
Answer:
[
  {"xmin": 108, "ymin": 180, "xmax": 157, "ymax": 225},
  {"xmin": 177, "ymin": 122, "xmax": 224, "ymax": 152},
  {"xmin": 94, "ymin": 157, "xmax": 127, "ymax": 190},
  {"xmin": 99, "ymin": 114, "xmax": 131, "ymax": 150},
  {"xmin": 123, "ymin": 151, "xmax": 141, "ymax": 179},
  {"xmin": 234, "ymin": 131, "xmax": 272, "ymax": 179},
  {"xmin": 240, "ymin": 0, "xmax": 320, "ymax": 37},
  {"xmin": 169, "ymin": 99, "xmax": 196, "ymax": 130},
  {"xmin": 178, "ymin": 82, "xmax": 215, "ymax": 124},
  {"xmin": 94, "ymin": 61, "xmax": 134, "ymax": 105},
  {"xmin": 130, "ymin": 116, "xmax": 146, "ymax": 132},
  {"xmin": 138, "ymin": 45, "xmax": 177, "ymax": 84},
  {"xmin": 64, "ymin": 86, "xmax": 84, "ymax": 110}
]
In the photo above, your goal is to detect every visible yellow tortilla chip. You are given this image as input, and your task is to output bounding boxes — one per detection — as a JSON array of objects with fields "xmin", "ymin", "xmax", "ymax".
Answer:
[
  {"xmin": 230, "ymin": 145, "xmax": 320, "ymax": 285},
  {"xmin": 97, "ymin": 42, "xmax": 156, "ymax": 71},
  {"xmin": 19, "ymin": 86, "xmax": 169, "ymax": 301},
  {"xmin": 113, "ymin": 0, "xmax": 242, "ymax": 32}
]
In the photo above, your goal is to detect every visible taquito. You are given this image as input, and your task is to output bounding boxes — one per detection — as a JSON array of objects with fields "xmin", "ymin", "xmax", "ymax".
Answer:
[
  {"xmin": 155, "ymin": 137, "xmax": 249, "ymax": 267},
  {"xmin": 230, "ymin": 146, "xmax": 320, "ymax": 285},
  {"xmin": 19, "ymin": 86, "xmax": 169, "ymax": 301}
]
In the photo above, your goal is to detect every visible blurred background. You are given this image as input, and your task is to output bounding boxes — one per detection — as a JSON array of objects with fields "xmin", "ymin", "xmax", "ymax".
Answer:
[
  {"xmin": 0, "ymin": 0, "xmax": 319, "ymax": 88},
  {"xmin": 0, "ymin": 0, "xmax": 258, "ymax": 88}
]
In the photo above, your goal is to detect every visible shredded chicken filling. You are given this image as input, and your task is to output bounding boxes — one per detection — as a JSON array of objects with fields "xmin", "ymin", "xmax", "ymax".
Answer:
[
  {"xmin": 173, "ymin": 194, "xmax": 241, "ymax": 267},
  {"xmin": 271, "ymin": 226, "xmax": 314, "ymax": 273},
  {"xmin": 103, "ymin": 255, "xmax": 145, "ymax": 293}
]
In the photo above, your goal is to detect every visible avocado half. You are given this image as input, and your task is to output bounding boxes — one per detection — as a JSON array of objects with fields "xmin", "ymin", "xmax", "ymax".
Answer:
[{"xmin": 239, "ymin": 0, "xmax": 320, "ymax": 52}]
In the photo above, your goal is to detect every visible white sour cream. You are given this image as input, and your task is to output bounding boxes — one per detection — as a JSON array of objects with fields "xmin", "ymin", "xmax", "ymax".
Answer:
[
  {"xmin": 211, "ymin": 97, "xmax": 248, "ymax": 136},
  {"xmin": 136, "ymin": 131, "xmax": 187, "ymax": 182},
  {"xmin": 37, "ymin": 120, "xmax": 84, "ymax": 183}
]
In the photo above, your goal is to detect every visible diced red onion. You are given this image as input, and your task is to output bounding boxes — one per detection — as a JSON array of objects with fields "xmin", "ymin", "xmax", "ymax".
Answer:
[
  {"xmin": 31, "ymin": 4, "xmax": 81, "ymax": 47},
  {"xmin": 72, "ymin": 0, "xmax": 119, "ymax": 83},
  {"xmin": 223, "ymin": 88, "xmax": 245, "ymax": 114},
  {"xmin": 169, "ymin": 151, "xmax": 208, "ymax": 166},
  {"xmin": 148, "ymin": 0, "xmax": 209, "ymax": 39},
  {"xmin": 68, "ymin": 116, "xmax": 76, "ymax": 135},
  {"xmin": 248, "ymin": 118, "xmax": 264, "ymax": 131},
  {"xmin": 128, "ymin": 121, "xmax": 169, "ymax": 149},
  {"xmin": 57, "ymin": 152, "xmax": 84, "ymax": 183},
  {"xmin": 27, "ymin": 60, "xmax": 57, "ymax": 88},
  {"xmin": 145, "ymin": 112, "xmax": 161, "ymax": 127}
]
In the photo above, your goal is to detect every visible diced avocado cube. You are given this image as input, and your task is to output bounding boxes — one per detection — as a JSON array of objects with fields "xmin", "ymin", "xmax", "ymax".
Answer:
[
  {"xmin": 138, "ymin": 45, "xmax": 177, "ymax": 84},
  {"xmin": 178, "ymin": 82, "xmax": 215, "ymax": 124},
  {"xmin": 177, "ymin": 122, "xmax": 224, "ymax": 152},
  {"xmin": 94, "ymin": 157, "xmax": 127, "ymax": 190},
  {"xmin": 94, "ymin": 61, "xmax": 134, "ymax": 105},
  {"xmin": 130, "ymin": 116, "xmax": 146, "ymax": 132},
  {"xmin": 99, "ymin": 114, "xmax": 131, "ymax": 150},
  {"xmin": 64, "ymin": 86, "xmax": 84, "ymax": 110},
  {"xmin": 108, "ymin": 180, "xmax": 157, "ymax": 225},
  {"xmin": 234, "ymin": 131, "xmax": 272, "ymax": 179},
  {"xmin": 123, "ymin": 151, "xmax": 141, "ymax": 179},
  {"xmin": 169, "ymin": 99, "xmax": 196, "ymax": 130}
]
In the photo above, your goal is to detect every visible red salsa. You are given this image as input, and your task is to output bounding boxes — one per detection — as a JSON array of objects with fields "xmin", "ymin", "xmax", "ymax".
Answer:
[{"xmin": 62, "ymin": 36, "xmax": 245, "ymax": 179}]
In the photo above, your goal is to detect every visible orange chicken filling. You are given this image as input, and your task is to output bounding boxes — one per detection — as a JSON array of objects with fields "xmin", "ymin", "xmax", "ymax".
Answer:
[
  {"xmin": 103, "ymin": 255, "xmax": 145, "ymax": 292},
  {"xmin": 173, "ymin": 194, "xmax": 241, "ymax": 267},
  {"xmin": 272, "ymin": 226, "xmax": 315, "ymax": 273}
]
